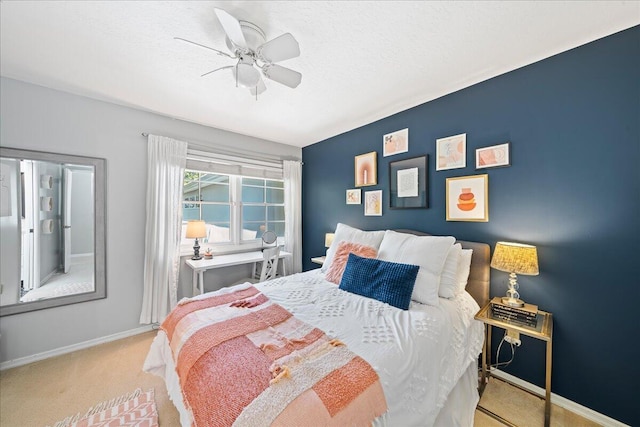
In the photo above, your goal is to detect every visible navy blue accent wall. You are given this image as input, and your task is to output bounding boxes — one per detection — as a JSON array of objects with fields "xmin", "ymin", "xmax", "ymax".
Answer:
[{"xmin": 302, "ymin": 26, "xmax": 639, "ymax": 425}]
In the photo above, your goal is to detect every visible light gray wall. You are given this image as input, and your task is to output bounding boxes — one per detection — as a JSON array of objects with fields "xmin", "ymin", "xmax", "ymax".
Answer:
[
  {"xmin": 0, "ymin": 77, "xmax": 301, "ymax": 363},
  {"xmin": 38, "ymin": 161, "xmax": 62, "ymax": 282},
  {"xmin": 69, "ymin": 169, "xmax": 94, "ymax": 255},
  {"xmin": 0, "ymin": 158, "xmax": 21, "ymax": 306}
]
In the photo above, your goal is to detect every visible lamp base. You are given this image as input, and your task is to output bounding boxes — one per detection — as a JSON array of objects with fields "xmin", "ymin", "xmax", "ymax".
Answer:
[
  {"xmin": 192, "ymin": 238, "xmax": 202, "ymax": 260},
  {"xmin": 502, "ymin": 296, "xmax": 525, "ymax": 308}
]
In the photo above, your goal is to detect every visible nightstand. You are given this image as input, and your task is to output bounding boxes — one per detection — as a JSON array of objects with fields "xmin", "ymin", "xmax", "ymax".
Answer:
[
  {"xmin": 475, "ymin": 297, "xmax": 553, "ymax": 427},
  {"xmin": 311, "ymin": 256, "xmax": 326, "ymax": 265}
]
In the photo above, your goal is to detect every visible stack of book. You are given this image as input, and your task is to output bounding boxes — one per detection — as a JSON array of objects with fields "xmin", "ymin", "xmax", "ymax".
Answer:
[{"xmin": 490, "ymin": 297, "xmax": 538, "ymax": 328}]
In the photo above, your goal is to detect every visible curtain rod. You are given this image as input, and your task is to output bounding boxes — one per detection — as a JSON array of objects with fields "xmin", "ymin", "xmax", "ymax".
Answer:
[{"xmin": 140, "ymin": 132, "xmax": 303, "ymax": 165}]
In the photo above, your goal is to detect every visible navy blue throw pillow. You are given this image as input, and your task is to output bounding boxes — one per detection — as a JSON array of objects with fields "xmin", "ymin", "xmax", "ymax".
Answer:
[{"xmin": 339, "ymin": 253, "xmax": 419, "ymax": 310}]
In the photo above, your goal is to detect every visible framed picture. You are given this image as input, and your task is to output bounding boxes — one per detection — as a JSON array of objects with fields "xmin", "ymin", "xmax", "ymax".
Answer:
[
  {"xmin": 383, "ymin": 128, "xmax": 409, "ymax": 157},
  {"xmin": 346, "ymin": 188, "xmax": 361, "ymax": 204},
  {"xmin": 355, "ymin": 151, "xmax": 377, "ymax": 187},
  {"xmin": 436, "ymin": 133, "xmax": 466, "ymax": 171},
  {"xmin": 446, "ymin": 174, "xmax": 488, "ymax": 222},
  {"xmin": 389, "ymin": 155, "xmax": 428, "ymax": 209},
  {"xmin": 364, "ymin": 190, "xmax": 383, "ymax": 216},
  {"xmin": 476, "ymin": 142, "xmax": 510, "ymax": 169}
]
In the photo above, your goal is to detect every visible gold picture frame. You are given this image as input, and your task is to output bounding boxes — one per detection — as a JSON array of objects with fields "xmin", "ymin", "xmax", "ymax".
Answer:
[
  {"xmin": 355, "ymin": 151, "xmax": 377, "ymax": 187},
  {"xmin": 446, "ymin": 174, "xmax": 488, "ymax": 222}
]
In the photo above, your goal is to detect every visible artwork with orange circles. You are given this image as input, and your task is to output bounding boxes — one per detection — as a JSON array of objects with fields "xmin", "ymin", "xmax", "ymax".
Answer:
[
  {"xmin": 436, "ymin": 133, "xmax": 466, "ymax": 171},
  {"xmin": 446, "ymin": 174, "xmax": 488, "ymax": 222}
]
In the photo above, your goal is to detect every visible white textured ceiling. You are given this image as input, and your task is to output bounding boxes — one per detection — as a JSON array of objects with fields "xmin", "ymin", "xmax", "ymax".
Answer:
[{"xmin": 1, "ymin": 1, "xmax": 638, "ymax": 147}]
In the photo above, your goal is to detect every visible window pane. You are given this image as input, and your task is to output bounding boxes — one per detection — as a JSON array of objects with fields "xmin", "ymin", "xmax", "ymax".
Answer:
[
  {"xmin": 242, "ymin": 185, "xmax": 264, "ymax": 203},
  {"xmin": 184, "ymin": 171, "xmax": 199, "ymax": 184},
  {"xmin": 201, "ymin": 183, "xmax": 229, "ymax": 202},
  {"xmin": 266, "ymin": 180, "xmax": 284, "ymax": 188},
  {"xmin": 183, "ymin": 184, "xmax": 200, "ymax": 201},
  {"xmin": 266, "ymin": 188, "xmax": 284, "ymax": 204},
  {"xmin": 267, "ymin": 222, "xmax": 285, "ymax": 237},
  {"xmin": 182, "ymin": 203, "xmax": 200, "ymax": 221},
  {"xmin": 242, "ymin": 205, "xmax": 265, "ymax": 222},
  {"xmin": 207, "ymin": 223, "xmax": 231, "ymax": 243},
  {"xmin": 202, "ymin": 204, "xmax": 230, "ymax": 222},
  {"xmin": 241, "ymin": 222, "xmax": 262, "ymax": 239},
  {"xmin": 243, "ymin": 178, "xmax": 264, "ymax": 187},
  {"xmin": 200, "ymin": 173, "xmax": 229, "ymax": 184},
  {"xmin": 267, "ymin": 206, "xmax": 285, "ymax": 221}
]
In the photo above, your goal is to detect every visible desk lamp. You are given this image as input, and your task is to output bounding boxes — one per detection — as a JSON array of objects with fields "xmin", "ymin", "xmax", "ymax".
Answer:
[
  {"xmin": 491, "ymin": 241, "xmax": 539, "ymax": 307},
  {"xmin": 186, "ymin": 220, "xmax": 207, "ymax": 260},
  {"xmin": 325, "ymin": 233, "xmax": 335, "ymax": 249}
]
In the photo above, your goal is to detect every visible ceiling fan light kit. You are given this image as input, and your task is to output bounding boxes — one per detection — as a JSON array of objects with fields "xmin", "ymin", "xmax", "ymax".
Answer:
[{"xmin": 176, "ymin": 7, "xmax": 302, "ymax": 98}]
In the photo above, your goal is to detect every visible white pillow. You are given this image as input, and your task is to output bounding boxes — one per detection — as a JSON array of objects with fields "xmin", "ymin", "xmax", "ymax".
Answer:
[
  {"xmin": 455, "ymin": 249, "xmax": 473, "ymax": 295},
  {"xmin": 322, "ymin": 223, "xmax": 386, "ymax": 273},
  {"xmin": 439, "ymin": 243, "xmax": 462, "ymax": 299},
  {"xmin": 377, "ymin": 230, "xmax": 455, "ymax": 306}
]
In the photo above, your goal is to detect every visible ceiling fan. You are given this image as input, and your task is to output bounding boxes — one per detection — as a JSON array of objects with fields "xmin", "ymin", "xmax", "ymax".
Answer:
[{"xmin": 175, "ymin": 8, "xmax": 301, "ymax": 98}]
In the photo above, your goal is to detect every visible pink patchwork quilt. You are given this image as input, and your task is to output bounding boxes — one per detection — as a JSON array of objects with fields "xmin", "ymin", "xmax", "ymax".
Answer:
[{"xmin": 161, "ymin": 286, "xmax": 387, "ymax": 427}]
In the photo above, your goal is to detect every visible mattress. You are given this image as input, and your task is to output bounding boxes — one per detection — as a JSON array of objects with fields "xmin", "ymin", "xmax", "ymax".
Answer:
[{"xmin": 144, "ymin": 269, "xmax": 484, "ymax": 426}]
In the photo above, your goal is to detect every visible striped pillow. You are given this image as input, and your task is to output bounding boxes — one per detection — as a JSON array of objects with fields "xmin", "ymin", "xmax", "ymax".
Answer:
[{"xmin": 339, "ymin": 253, "xmax": 419, "ymax": 310}]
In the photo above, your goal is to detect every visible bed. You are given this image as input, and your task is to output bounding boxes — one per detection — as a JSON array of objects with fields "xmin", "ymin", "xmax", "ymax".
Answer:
[{"xmin": 144, "ymin": 226, "xmax": 490, "ymax": 426}]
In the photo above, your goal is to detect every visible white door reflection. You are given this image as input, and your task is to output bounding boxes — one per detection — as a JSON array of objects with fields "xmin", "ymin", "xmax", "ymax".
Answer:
[
  {"xmin": 0, "ymin": 159, "xmax": 95, "ymax": 305},
  {"xmin": 22, "ymin": 164, "xmax": 95, "ymax": 303}
]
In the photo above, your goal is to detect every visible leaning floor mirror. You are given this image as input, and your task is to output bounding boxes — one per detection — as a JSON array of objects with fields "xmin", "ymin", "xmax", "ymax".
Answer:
[{"xmin": 0, "ymin": 147, "xmax": 106, "ymax": 316}]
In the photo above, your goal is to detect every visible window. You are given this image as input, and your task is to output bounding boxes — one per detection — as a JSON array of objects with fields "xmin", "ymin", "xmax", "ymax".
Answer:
[
  {"xmin": 241, "ymin": 178, "xmax": 285, "ymax": 238},
  {"xmin": 182, "ymin": 170, "xmax": 285, "ymax": 246}
]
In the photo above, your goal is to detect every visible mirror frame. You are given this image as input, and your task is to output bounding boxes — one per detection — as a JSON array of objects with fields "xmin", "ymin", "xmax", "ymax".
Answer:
[{"xmin": 0, "ymin": 147, "xmax": 106, "ymax": 316}]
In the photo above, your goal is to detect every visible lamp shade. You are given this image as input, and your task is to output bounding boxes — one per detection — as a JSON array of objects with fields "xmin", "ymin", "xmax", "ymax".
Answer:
[
  {"xmin": 185, "ymin": 220, "xmax": 207, "ymax": 239},
  {"xmin": 325, "ymin": 233, "xmax": 335, "ymax": 248},
  {"xmin": 491, "ymin": 241, "xmax": 539, "ymax": 275}
]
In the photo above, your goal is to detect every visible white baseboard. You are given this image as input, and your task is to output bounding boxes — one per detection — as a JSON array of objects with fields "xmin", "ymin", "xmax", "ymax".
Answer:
[
  {"xmin": 0, "ymin": 325, "xmax": 155, "ymax": 371},
  {"xmin": 491, "ymin": 369, "xmax": 629, "ymax": 427}
]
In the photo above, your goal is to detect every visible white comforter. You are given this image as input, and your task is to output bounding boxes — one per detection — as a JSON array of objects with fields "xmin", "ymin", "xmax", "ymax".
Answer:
[{"xmin": 145, "ymin": 269, "xmax": 484, "ymax": 426}]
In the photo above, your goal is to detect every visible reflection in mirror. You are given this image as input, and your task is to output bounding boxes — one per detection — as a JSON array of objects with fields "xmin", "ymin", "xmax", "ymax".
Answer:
[{"xmin": 0, "ymin": 147, "xmax": 106, "ymax": 316}]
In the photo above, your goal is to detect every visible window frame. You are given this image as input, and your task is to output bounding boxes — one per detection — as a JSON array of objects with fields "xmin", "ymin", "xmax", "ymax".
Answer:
[{"xmin": 182, "ymin": 170, "xmax": 285, "ymax": 252}]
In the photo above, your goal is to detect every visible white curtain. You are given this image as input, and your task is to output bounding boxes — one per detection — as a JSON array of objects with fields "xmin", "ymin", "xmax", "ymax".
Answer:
[
  {"xmin": 140, "ymin": 135, "xmax": 187, "ymax": 324},
  {"xmin": 283, "ymin": 160, "xmax": 302, "ymax": 274}
]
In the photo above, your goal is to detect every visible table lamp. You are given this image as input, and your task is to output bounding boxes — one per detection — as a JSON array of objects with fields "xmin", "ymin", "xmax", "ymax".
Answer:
[
  {"xmin": 325, "ymin": 233, "xmax": 335, "ymax": 248},
  {"xmin": 186, "ymin": 220, "xmax": 207, "ymax": 260},
  {"xmin": 491, "ymin": 241, "xmax": 539, "ymax": 307}
]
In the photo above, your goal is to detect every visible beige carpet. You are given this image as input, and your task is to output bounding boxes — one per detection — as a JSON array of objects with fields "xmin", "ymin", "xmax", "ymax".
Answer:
[
  {"xmin": 476, "ymin": 377, "xmax": 602, "ymax": 427},
  {"xmin": 0, "ymin": 331, "xmax": 179, "ymax": 427},
  {"xmin": 0, "ymin": 330, "xmax": 599, "ymax": 427}
]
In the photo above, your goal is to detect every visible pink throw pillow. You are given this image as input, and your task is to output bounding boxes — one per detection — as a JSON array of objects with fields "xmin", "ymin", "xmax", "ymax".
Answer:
[{"xmin": 325, "ymin": 241, "xmax": 378, "ymax": 284}]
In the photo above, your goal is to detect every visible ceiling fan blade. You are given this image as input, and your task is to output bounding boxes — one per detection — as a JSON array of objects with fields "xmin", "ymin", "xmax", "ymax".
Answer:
[
  {"xmin": 174, "ymin": 37, "xmax": 234, "ymax": 59},
  {"xmin": 257, "ymin": 33, "xmax": 300, "ymax": 63},
  {"xmin": 250, "ymin": 78, "xmax": 267, "ymax": 96},
  {"xmin": 201, "ymin": 65, "xmax": 234, "ymax": 77},
  {"xmin": 262, "ymin": 64, "xmax": 302, "ymax": 89},
  {"xmin": 214, "ymin": 8, "xmax": 247, "ymax": 49}
]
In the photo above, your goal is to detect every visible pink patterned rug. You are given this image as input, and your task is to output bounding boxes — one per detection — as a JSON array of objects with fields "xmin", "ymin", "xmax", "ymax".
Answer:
[{"xmin": 46, "ymin": 388, "xmax": 158, "ymax": 427}]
